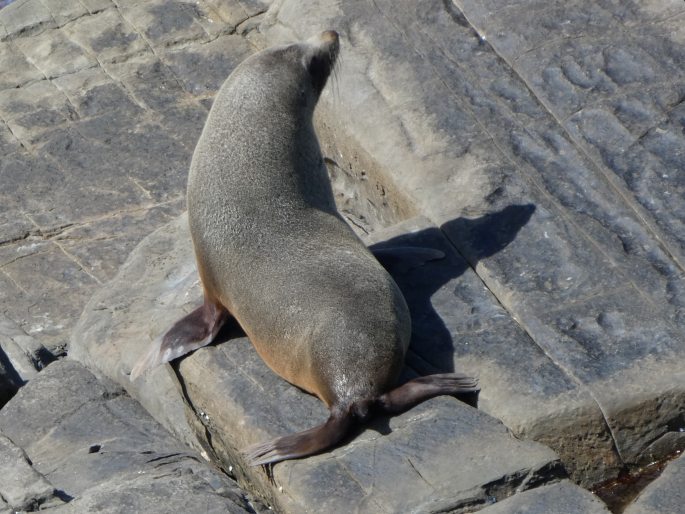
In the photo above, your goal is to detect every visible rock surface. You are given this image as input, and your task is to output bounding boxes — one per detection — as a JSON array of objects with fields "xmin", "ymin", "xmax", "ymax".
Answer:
[
  {"xmin": 624, "ymin": 453, "xmax": 685, "ymax": 514},
  {"xmin": 0, "ymin": 0, "xmax": 261, "ymax": 357},
  {"xmin": 479, "ymin": 480, "xmax": 611, "ymax": 514},
  {"xmin": 0, "ymin": 434, "xmax": 65, "ymax": 511},
  {"xmin": 0, "ymin": 359, "xmax": 257, "ymax": 512}
]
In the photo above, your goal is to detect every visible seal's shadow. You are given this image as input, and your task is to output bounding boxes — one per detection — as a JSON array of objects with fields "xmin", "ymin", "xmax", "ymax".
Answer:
[{"xmin": 362, "ymin": 204, "xmax": 535, "ymax": 435}]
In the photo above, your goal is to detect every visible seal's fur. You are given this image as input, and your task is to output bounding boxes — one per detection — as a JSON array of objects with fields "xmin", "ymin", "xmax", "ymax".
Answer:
[{"xmin": 131, "ymin": 31, "xmax": 478, "ymax": 466}]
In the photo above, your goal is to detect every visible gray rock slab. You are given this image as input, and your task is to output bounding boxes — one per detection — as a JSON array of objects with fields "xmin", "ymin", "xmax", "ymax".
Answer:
[
  {"xmin": 160, "ymin": 34, "xmax": 254, "ymax": 97},
  {"xmin": 13, "ymin": 28, "xmax": 98, "ymax": 79},
  {"xmin": 0, "ymin": 350, "xmax": 21, "ymax": 407},
  {"xmin": 624, "ymin": 452, "xmax": 685, "ymax": 514},
  {"xmin": 478, "ymin": 480, "xmax": 610, "ymax": 514},
  {"xmin": 0, "ymin": 39, "xmax": 43, "ymax": 89},
  {"xmin": 0, "ymin": 0, "xmax": 257, "ymax": 356},
  {"xmin": 69, "ymin": 215, "xmax": 204, "ymax": 453},
  {"xmin": 0, "ymin": 314, "xmax": 54, "ymax": 405},
  {"xmin": 0, "ymin": 434, "xmax": 64, "ymax": 511},
  {"xmin": 61, "ymin": 7, "xmax": 150, "ymax": 63},
  {"xmin": 454, "ymin": 0, "xmax": 685, "ymax": 264},
  {"xmin": 0, "ymin": 0, "xmax": 56, "ymax": 39},
  {"xmin": 0, "ymin": 359, "xmax": 253, "ymax": 513},
  {"xmin": 260, "ymin": 0, "xmax": 685, "ymax": 482},
  {"xmin": 72, "ymin": 214, "xmax": 567, "ymax": 513}
]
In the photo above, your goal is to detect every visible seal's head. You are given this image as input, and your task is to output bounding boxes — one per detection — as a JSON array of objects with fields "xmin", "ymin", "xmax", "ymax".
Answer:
[
  {"xmin": 230, "ymin": 30, "xmax": 340, "ymax": 115},
  {"xmin": 303, "ymin": 30, "xmax": 340, "ymax": 95}
]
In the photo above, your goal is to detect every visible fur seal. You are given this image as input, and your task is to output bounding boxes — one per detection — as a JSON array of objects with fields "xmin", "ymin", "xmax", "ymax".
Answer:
[{"xmin": 131, "ymin": 30, "xmax": 479, "ymax": 465}]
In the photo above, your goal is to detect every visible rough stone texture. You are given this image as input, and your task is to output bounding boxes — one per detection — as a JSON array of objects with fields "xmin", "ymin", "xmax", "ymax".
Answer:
[
  {"xmin": 0, "ymin": 359, "xmax": 255, "ymax": 513},
  {"xmin": 478, "ymin": 480, "xmax": 610, "ymax": 514},
  {"xmin": 259, "ymin": 0, "xmax": 685, "ymax": 485},
  {"xmin": 0, "ymin": 434, "xmax": 64, "ymax": 511},
  {"xmin": 624, "ymin": 452, "xmax": 685, "ymax": 514},
  {"xmin": 0, "ymin": 0, "xmax": 260, "ymax": 356},
  {"xmin": 0, "ymin": 313, "xmax": 54, "ymax": 407},
  {"xmin": 72, "ymin": 214, "xmax": 566, "ymax": 513}
]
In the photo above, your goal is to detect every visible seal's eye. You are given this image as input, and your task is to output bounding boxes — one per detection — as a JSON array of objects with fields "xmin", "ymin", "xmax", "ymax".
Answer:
[{"xmin": 308, "ymin": 55, "xmax": 331, "ymax": 93}]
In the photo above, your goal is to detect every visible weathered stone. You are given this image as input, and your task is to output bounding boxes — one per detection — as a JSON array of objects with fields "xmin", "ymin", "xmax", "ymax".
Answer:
[
  {"xmin": 0, "ymin": 314, "xmax": 53, "ymax": 384},
  {"xmin": 55, "ymin": 200, "xmax": 184, "ymax": 283},
  {"xmin": 0, "ymin": 238, "xmax": 100, "ymax": 353},
  {"xmin": 41, "ymin": 0, "xmax": 89, "ymax": 26},
  {"xmin": 451, "ymin": 0, "xmax": 685, "ymax": 277},
  {"xmin": 61, "ymin": 7, "xmax": 149, "ymax": 63},
  {"xmin": 0, "ymin": 360, "xmax": 118, "ymax": 447},
  {"xmin": 116, "ymin": 0, "xmax": 211, "ymax": 50},
  {"xmin": 0, "ymin": 40, "xmax": 43, "ymax": 89},
  {"xmin": 69, "ymin": 216, "xmax": 203, "ymax": 451},
  {"xmin": 624, "ymin": 453, "xmax": 685, "ymax": 514},
  {"xmin": 0, "ymin": 0, "xmax": 55, "ymax": 39},
  {"xmin": 0, "ymin": 434, "xmax": 64, "ymax": 511},
  {"xmin": 203, "ymin": 0, "xmax": 271, "ymax": 28},
  {"xmin": 161, "ymin": 34, "xmax": 253, "ymax": 97},
  {"xmin": 103, "ymin": 52, "xmax": 189, "ymax": 110},
  {"xmin": 29, "ymin": 124, "xmax": 180, "ymax": 223},
  {"xmin": 54, "ymin": 472, "xmax": 253, "ymax": 514},
  {"xmin": 13, "ymin": 28, "xmax": 98, "ymax": 78},
  {"xmin": 181, "ymin": 343, "xmax": 564, "ymax": 513},
  {"xmin": 0, "ymin": 152, "xmax": 66, "ymax": 216},
  {"xmin": 80, "ymin": 0, "xmax": 114, "ymax": 14},
  {"xmin": 0, "ymin": 120, "xmax": 21, "ymax": 155},
  {"xmin": 479, "ymin": 480, "xmax": 611, "ymax": 514},
  {"xmin": 0, "ymin": 79, "xmax": 75, "ymax": 142},
  {"xmin": 0, "ymin": 359, "xmax": 253, "ymax": 513},
  {"xmin": 155, "ymin": 102, "xmax": 211, "ymax": 151},
  {"xmin": 52, "ymin": 67, "xmax": 144, "ymax": 119},
  {"xmin": 3, "ymin": 0, "xmax": 685, "ymax": 509},
  {"xmin": 0, "ymin": 0, "xmax": 249, "ymax": 362}
]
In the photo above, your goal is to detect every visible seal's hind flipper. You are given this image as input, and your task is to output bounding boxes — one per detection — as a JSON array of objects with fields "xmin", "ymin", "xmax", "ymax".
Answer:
[
  {"xmin": 379, "ymin": 373, "xmax": 480, "ymax": 414},
  {"xmin": 130, "ymin": 299, "xmax": 230, "ymax": 381},
  {"xmin": 242, "ymin": 409, "xmax": 353, "ymax": 466},
  {"xmin": 371, "ymin": 247, "xmax": 445, "ymax": 275}
]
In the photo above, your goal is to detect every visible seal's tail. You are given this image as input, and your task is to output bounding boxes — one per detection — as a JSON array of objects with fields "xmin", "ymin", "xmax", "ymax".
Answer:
[{"xmin": 242, "ymin": 373, "xmax": 479, "ymax": 466}]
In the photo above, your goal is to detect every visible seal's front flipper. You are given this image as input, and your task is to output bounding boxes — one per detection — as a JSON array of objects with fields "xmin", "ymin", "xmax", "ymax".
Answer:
[
  {"xmin": 242, "ymin": 408, "xmax": 353, "ymax": 466},
  {"xmin": 371, "ymin": 247, "xmax": 445, "ymax": 275},
  {"xmin": 130, "ymin": 299, "xmax": 230, "ymax": 381},
  {"xmin": 379, "ymin": 373, "xmax": 479, "ymax": 414}
]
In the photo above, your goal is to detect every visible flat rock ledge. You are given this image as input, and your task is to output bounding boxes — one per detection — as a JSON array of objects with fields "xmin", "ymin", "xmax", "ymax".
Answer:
[
  {"xmin": 0, "ymin": 359, "xmax": 258, "ymax": 513},
  {"xmin": 70, "ymin": 213, "xmax": 608, "ymax": 513}
]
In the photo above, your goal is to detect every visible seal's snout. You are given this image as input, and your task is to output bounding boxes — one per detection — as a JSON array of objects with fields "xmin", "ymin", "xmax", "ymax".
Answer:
[
  {"xmin": 308, "ymin": 29, "xmax": 339, "ymax": 58},
  {"xmin": 320, "ymin": 30, "xmax": 339, "ymax": 44},
  {"xmin": 307, "ymin": 29, "xmax": 340, "ymax": 93},
  {"xmin": 318, "ymin": 29, "xmax": 339, "ymax": 61}
]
